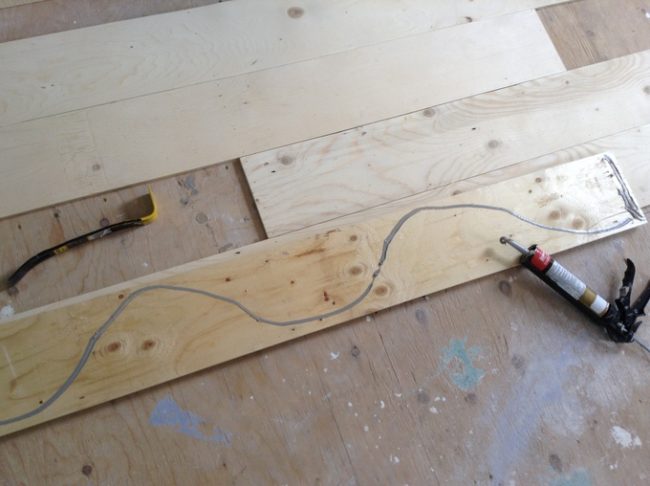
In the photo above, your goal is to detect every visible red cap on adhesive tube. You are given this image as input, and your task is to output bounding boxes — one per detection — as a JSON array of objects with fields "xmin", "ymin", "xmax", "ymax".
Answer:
[{"xmin": 530, "ymin": 247, "xmax": 552, "ymax": 272}]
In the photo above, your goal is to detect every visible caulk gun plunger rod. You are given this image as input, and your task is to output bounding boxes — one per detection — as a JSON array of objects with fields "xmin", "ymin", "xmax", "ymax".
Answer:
[{"xmin": 499, "ymin": 236, "xmax": 529, "ymax": 255}]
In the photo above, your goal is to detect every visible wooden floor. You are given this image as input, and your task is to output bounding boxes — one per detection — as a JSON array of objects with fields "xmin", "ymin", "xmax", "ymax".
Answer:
[{"xmin": 1, "ymin": 0, "xmax": 650, "ymax": 484}]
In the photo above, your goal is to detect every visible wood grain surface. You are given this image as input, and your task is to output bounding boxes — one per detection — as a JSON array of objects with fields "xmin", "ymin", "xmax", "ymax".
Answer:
[
  {"xmin": 242, "ymin": 50, "xmax": 650, "ymax": 236},
  {"xmin": 2, "ymin": 0, "xmax": 650, "ymax": 484},
  {"xmin": 297, "ymin": 123, "xmax": 650, "ymax": 224},
  {"xmin": 0, "ymin": 0, "xmax": 569, "ymax": 43},
  {"xmin": 1, "ymin": 0, "xmax": 568, "ymax": 126},
  {"xmin": 1, "ymin": 155, "xmax": 644, "ymax": 437},
  {"xmin": 539, "ymin": 0, "xmax": 650, "ymax": 69},
  {"xmin": 0, "ymin": 10, "xmax": 564, "ymax": 219}
]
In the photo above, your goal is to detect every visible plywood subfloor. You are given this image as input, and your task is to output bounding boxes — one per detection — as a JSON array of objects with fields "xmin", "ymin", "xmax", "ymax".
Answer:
[
  {"xmin": 2, "ymin": 0, "xmax": 650, "ymax": 484},
  {"xmin": 539, "ymin": 0, "xmax": 650, "ymax": 69}
]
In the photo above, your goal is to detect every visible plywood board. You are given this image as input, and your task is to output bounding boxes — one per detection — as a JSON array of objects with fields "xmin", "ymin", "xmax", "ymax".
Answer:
[
  {"xmin": 242, "ymin": 50, "xmax": 650, "ymax": 236},
  {"xmin": 0, "ymin": 1, "xmax": 569, "ymax": 123},
  {"xmin": 0, "ymin": 10, "xmax": 564, "ymax": 219},
  {"xmin": 401, "ymin": 124, "xmax": 650, "ymax": 208},
  {"xmin": 0, "ymin": 154, "xmax": 644, "ymax": 436}
]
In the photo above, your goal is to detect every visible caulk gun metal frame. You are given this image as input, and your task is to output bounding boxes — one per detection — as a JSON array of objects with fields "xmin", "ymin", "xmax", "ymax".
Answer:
[{"xmin": 500, "ymin": 237, "xmax": 650, "ymax": 353}]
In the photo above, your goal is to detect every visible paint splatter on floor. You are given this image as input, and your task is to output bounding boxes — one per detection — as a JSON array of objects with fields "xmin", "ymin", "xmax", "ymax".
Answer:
[
  {"xmin": 551, "ymin": 468, "xmax": 591, "ymax": 486},
  {"xmin": 441, "ymin": 337, "xmax": 485, "ymax": 391},
  {"xmin": 611, "ymin": 425, "xmax": 642, "ymax": 448},
  {"xmin": 486, "ymin": 338, "xmax": 581, "ymax": 483},
  {"xmin": 0, "ymin": 304, "xmax": 15, "ymax": 321},
  {"xmin": 149, "ymin": 395, "xmax": 232, "ymax": 445}
]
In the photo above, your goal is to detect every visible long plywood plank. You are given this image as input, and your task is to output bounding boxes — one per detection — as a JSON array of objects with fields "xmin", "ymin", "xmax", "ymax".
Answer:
[
  {"xmin": 0, "ymin": 11, "xmax": 564, "ymax": 219},
  {"xmin": 0, "ymin": 154, "xmax": 645, "ymax": 436},
  {"xmin": 242, "ymin": 50, "xmax": 650, "ymax": 236},
  {"xmin": 398, "ymin": 124, "xmax": 650, "ymax": 208},
  {"xmin": 0, "ymin": 0, "xmax": 569, "ymax": 125}
]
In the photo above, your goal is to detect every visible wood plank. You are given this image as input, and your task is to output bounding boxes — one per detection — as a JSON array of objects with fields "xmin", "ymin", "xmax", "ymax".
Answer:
[
  {"xmin": 0, "ymin": 154, "xmax": 644, "ymax": 436},
  {"xmin": 242, "ymin": 50, "xmax": 650, "ymax": 236},
  {"xmin": 400, "ymin": 124, "xmax": 650, "ymax": 207},
  {"xmin": 0, "ymin": 1, "xmax": 568, "ymax": 124},
  {"xmin": 0, "ymin": 0, "xmax": 571, "ymax": 43},
  {"xmin": 0, "ymin": 10, "xmax": 564, "ymax": 219},
  {"xmin": 539, "ymin": 0, "xmax": 650, "ymax": 69}
]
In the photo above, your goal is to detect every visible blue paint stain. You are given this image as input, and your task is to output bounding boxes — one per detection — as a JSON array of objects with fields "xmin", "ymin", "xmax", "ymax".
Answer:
[
  {"xmin": 441, "ymin": 337, "xmax": 485, "ymax": 391},
  {"xmin": 486, "ymin": 335, "xmax": 588, "ymax": 483},
  {"xmin": 552, "ymin": 469, "xmax": 591, "ymax": 486},
  {"xmin": 149, "ymin": 395, "xmax": 232, "ymax": 445}
]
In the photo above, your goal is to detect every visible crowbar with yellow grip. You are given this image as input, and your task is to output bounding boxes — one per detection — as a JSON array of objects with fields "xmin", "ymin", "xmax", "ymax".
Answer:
[{"xmin": 4, "ymin": 187, "xmax": 158, "ymax": 291}]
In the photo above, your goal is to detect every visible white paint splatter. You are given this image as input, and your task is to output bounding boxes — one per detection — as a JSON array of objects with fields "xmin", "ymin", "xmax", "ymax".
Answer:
[
  {"xmin": 379, "ymin": 400, "xmax": 385, "ymax": 409},
  {"xmin": 389, "ymin": 454, "xmax": 400, "ymax": 464},
  {"xmin": 366, "ymin": 316, "xmax": 372, "ymax": 322},
  {"xmin": 611, "ymin": 425, "xmax": 642, "ymax": 448},
  {"xmin": 249, "ymin": 395, "xmax": 254, "ymax": 400},
  {"xmin": 0, "ymin": 304, "xmax": 15, "ymax": 320},
  {"xmin": 1, "ymin": 345, "xmax": 17, "ymax": 378},
  {"xmin": 434, "ymin": 396, "xmax": 441, "ymax": 402},
  {"xmin": 394, "ymin": 392, "xmax": 402, "ymax": 398},
  {"xmin": 142, "ymin": 261, "xmax": 149, "ymax": 268},
  {"xmin": 429, "ymin": 406, "xmax": 439, "ymax": 414},
  {"xmin": 323, "ymin": 368, "xmax": 328, "ymax": 373},
  {"xmin": 363, "ymin": 425, "xmax": 369, "ymax": 432},
  {"xmin": 645, "ymin": 9, "xmax": 650, "ymax": 19},
  {"xmin": 329, "ymin": 351, "xmax": 340, "ymax": 360},
  {"xmin": 347, "ymin": 401, "xmax": 353, "ymax": 408}
]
